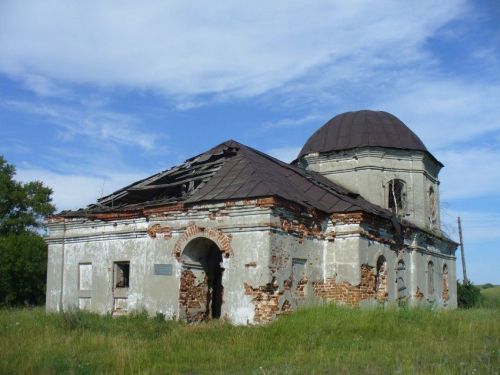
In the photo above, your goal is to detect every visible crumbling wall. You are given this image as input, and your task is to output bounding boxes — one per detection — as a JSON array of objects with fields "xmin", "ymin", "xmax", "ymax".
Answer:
[
  {"xmin": 313, "ymin": 264, "xmax": 385, "ymax": 306},
  {"xmin": 179, "ymin": 269, "xmax": 209, "ymax": 323},
  {"xmin": 243, "ymin": 282, "xmax": 281, "ymax": 323},
  {"xmin": 240, "ymin": 206, "xmax": 326, "ymax": 323}
]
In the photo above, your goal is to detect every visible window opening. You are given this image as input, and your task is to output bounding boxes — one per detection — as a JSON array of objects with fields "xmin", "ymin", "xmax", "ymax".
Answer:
[
  {"xmin": 375, "ymin": 256, "xmax": 387, "ymax": 294},
  {"xmin": 388, "ymin": 179, "xmax": 406, "ymax": 213},
  {"xmin": 429, "ymin": 187, "xmax": 437, "ymax": 225},
  {"xmin": 114, "ymin": 262, "xmax": 130, "ymax": 288}
]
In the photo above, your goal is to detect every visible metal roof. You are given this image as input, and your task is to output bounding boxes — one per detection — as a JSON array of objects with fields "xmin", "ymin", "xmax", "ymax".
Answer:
[
  {"xmin": 297, "ymin": 110, "xmax": 439, "ymax": 163},
  {"xmin": 65, "ymin": 140, "xmax": 392, "ymax": 219}
]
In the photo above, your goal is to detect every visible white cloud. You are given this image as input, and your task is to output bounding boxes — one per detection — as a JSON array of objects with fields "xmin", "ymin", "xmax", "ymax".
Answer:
[
  {"xmin": 374, "ymin": 79, "xmax": 500, "ymax": 150},
  {"xmin": 262, "ymin": 114, "xmax": 323, "ymax": 130},
  {"xmin": 441, "ymin": 208, "xmax": 500, "ymax": 244},
  {"xmin": 2, "ymin": 100, "xmax": 162, "ymax": 151},
  {"xmin": 22, "ymin": 74, "xmax": 69, "ymax": 98},
  {"xmin": 439, "ymin": 147, "xmax": 500, "ymax": 201},
  {"xmin": 0, "ymin": 0, "xmax": 466, "ymax": 98},
  {"xmin": 16, "ymin": 168, "xmax": 146, "ymax": 212}
]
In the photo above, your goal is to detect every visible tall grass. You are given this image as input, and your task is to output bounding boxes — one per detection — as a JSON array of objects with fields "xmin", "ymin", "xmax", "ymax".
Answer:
[
  {"xmin": 0, "ymin": 303, "xmax": 498, "ymax": 374},
  {"xmin": 480, "ymin": 285, "xmax": 500, "ymax": 309}
]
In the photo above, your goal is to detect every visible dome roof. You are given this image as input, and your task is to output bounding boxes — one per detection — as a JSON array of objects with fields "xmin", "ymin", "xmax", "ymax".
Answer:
[{"xmin": 298, "ymin": 110, "xmax": 429, "ymax": 159}]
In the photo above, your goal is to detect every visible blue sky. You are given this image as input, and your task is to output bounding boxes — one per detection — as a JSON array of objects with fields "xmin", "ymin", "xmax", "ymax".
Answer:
[{"xmin": 0, "ymin": 0, "xmax": 499, "ymax": 283}]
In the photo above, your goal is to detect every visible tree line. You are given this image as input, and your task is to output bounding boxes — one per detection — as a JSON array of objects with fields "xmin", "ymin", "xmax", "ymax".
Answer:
[{"xmin": 0, "ymin": 155, "xmax": 55, "ymax": 306}]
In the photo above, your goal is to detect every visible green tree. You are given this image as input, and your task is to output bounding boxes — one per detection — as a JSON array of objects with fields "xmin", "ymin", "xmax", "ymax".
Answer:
[
  {"xmin": 457, "ymin": 280, "xmax": 482, "ymax": 309},
  {"xmin": 0, "ymin": 233, "xmax": 48, "ymax": 306},
  {"xmin": 0, "ymin": 156, "xmax": 55, "ymax": 234},
  {"xmin": 0, "ymin": 155, "xmax": 55, "ymax": 306}
]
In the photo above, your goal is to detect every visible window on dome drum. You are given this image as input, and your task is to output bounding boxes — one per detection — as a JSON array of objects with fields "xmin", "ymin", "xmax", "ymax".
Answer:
[
  {"xmin": 388, "ymin": 179, "xmax": 406, "ymax": 212},
  {"xmin": 429, "ymin": 187, "xmax": 437, "ymax": 225}
]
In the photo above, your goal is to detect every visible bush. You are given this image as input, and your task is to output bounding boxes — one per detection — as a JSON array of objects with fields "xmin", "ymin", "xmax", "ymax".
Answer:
[
  {"xmin": 0, "ymin": 232, "xmax": 47, "ymax": 307},
  {"xmin": 457, "ymin": 280, "xmax": 481, "ymax": 309}
]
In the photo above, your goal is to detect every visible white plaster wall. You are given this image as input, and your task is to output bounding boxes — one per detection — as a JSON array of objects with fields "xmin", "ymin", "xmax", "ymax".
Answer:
[
  {"xmin": 268, "ymin": 230, "xmax": 325, "ymax": 311},
  {"xmin": 301, "ymin": 148, "xmax": 442, "ymax": 230},
  {"xmin": 46, "ymin": 203, "xmax": 275, "ymax": 324}
]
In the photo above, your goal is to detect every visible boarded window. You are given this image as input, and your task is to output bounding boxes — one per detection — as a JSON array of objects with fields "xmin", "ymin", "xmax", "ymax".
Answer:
[
  {"xmin": 396, "ymin": 260, "xmax": 406, "ymax": 300},
  {"xmin": 79, "ymin": 263, "xmax": 92, "ymax": 291},
  {"xmin": 388, "ymin": 179, "xmax": 406, "ymax": 212},
  {"xmin": 292, "ymin": 258, "xmax": 307, "ymax": 297},
  {"xmin": 292, "ymin": 259, "xmax": 306, "ymax": 285},
  {"xmin": 114, "ymin": 262, "xmax": 130, "ymax": 288},
  {"xmin": 428, "ymin": 261, "xmax": 435, "ymax": 297}
]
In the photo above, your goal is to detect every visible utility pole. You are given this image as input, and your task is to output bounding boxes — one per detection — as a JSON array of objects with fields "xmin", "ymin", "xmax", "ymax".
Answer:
[{"xmin": 457, "ymin": 216, "xmax": 468, "ymax": 284}]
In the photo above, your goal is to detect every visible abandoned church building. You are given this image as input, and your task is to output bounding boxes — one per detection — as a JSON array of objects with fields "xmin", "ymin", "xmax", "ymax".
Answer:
[{"xmin": 46, "ymin": 110, "xmax": 458, "ymax": 324}]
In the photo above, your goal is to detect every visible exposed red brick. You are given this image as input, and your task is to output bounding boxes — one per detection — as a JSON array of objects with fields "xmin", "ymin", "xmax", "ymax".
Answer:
[
  {"xmin": 415, "ymin": 287, "xmax": 424, "ymax": 300},
  {"xmin": 173, "ymin": 224, "xmax": 233, "ymax": 259},
  {"xmin": 443, "ymin": 273, "xmax": 449, "ymax": 302},
  {"xmin": 281, "ymin": 299, "xmax": 291, "ymax": 313},
  {"xmin": 244, "ymin": 282, "xmax": 283, "ymax": 323},
  {"xmin": 179, "ymin": 269, "xmax": 209, "ymax": 323},
  {"xmin": 313, "ymin": 265, "xmax": 386, "ymax": 306},
  {"xmin": 296, "ymin": 277, "xmax": 309, "ymax": 298},
  {"xmin": 147, "ymin": 224, "xmax": 173, "ymax": 239}
]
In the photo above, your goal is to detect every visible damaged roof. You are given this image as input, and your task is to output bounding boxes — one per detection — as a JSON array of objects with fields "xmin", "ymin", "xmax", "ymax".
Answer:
[{"xmin": 61, "ymin": 140, "xmax": 392, "ymax": 219}]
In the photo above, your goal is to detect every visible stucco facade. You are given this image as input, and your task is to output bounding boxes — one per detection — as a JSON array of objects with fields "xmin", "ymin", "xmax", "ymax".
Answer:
[
  {"xmin": 45, "ymin": 110, "xmax": 458, "ymax": 324},
  {"xmin": 298, "ymin": 147, "xmax": 442, "ymax": 230}
]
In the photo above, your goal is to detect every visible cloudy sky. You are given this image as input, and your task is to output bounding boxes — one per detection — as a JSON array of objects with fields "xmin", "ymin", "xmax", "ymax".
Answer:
[{"xmin": 1, "ymin": 0, "xmax": 499, "ymax": 283}]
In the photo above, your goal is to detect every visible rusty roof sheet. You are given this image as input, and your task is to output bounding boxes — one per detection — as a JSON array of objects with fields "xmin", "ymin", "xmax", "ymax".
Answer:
[{"xmin": 65, "ymin": 140, "xmax": 392, "ymax": 220}]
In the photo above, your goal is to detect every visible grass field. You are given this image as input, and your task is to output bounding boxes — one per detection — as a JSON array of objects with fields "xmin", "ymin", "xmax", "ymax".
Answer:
[
  {"xmin": 479, "ymin": 285, "xmax": 500, "ymax": 309},
  {"xmin": 1, "ymin": 296, "xmax": 499, "ymax": 374}
]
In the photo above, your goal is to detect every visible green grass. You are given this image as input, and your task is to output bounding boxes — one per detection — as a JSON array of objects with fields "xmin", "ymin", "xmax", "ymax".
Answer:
[
  {"xmin": 480, "ymin": 286, "xmax": 500, "ymax": 309},
  {"xmin": 0, "ymin": 304, "xmax": 498, "ymax": 375}
]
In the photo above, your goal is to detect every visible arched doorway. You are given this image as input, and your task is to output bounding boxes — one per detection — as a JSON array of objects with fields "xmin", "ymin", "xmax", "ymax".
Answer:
[{"xmin": 179, "ymin": 237, "xmax": 223, "ymax": 322}]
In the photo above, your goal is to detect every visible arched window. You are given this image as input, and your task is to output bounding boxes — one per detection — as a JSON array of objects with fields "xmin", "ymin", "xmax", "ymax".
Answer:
[
  {"xmin": 429, "ymin": 187, "xmax": 437, "ymax": 225},
  {"xmin": 396, "ymin": 260, "xmax": 406, "ymax": 300},
  {"xmin": 442, "ymin": 264, "xmax": 449, "ymax": 302},
  {"xmin": 375, "ymin": 256, "xmax": 388, "ymax": 300},
  {"xmin": 388, "ymin": 179, "xmax": 406, "ymax": 212},
  {"xmin": 427, "ymin": 261, "xmax": 435, "ymax": 297}
]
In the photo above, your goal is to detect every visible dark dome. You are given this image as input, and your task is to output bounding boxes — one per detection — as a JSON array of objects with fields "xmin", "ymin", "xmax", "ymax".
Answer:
[{"xmin": 298, "ymin": 110, "xmax": 429, "ymax": 159}]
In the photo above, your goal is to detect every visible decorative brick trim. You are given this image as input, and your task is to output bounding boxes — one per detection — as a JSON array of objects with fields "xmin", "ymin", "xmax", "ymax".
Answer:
[
  {"xmin": 173, "ymin": 224, "xmax": 233, "ymax": 259},
  {"xmin": 147, "ymin": 224, "xmax": 173, "ymax": 239}
]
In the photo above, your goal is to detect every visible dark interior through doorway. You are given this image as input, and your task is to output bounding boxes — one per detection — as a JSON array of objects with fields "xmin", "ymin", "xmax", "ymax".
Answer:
[{"xmin": 180, "ymin": 237, "xmax": 223, "ymax": 321}]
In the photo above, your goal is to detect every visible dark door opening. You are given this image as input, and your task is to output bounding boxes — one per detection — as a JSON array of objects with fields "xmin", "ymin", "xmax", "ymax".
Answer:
[{"xmin": 180, "ymin": 237, "xmax": 224, "ymax": 321}]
